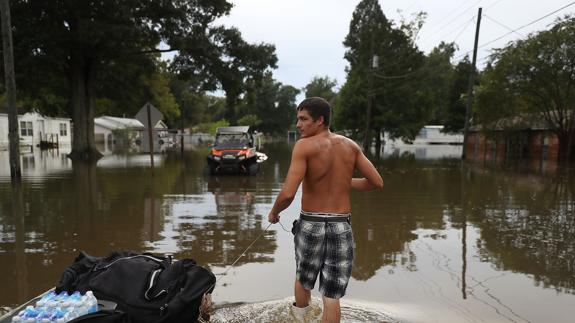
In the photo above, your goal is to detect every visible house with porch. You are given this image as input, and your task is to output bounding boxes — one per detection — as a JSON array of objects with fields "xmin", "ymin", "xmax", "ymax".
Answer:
[{"xmin": 0, "ymin": 112, "xmax": 72, "ymax": 150}]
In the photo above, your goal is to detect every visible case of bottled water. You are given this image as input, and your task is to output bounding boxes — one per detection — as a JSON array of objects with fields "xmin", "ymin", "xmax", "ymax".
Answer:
[{"xmin": 11, "ymin": 290, "xmax": 98, "ymax": 322}]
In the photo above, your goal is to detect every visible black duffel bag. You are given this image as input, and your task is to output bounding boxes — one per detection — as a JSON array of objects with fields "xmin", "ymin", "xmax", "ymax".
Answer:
[{"xmin": 56, "ymin": 251, "xmax": 215, "ymax": 323}]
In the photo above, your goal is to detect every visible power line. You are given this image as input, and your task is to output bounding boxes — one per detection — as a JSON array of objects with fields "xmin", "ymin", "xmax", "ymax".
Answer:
[
  {"xmin": 415, "ymin": 0, "xmax": 502, "ymax": 50},
  {"xmin": 484, "ymin": 0, "xmax": 507, "ymax": 11},
  {"xmin": 483, "ymin": 14, "xmax": 524, "ymax": 37},
  {"xmin": 421, "ymin": 0, "xmax": 481, "ymax": 37},
  {"xmin": 453, "ymin": 16, "xmax": 477, "ymax": 43},
  {"xmin": 373, "ymin": 70, "xmax": 417, "ymax": 80},
  {"xmin": 454, "ymin": 1, "xmax": 575, "ymax": 61},
  {"xmin": 420, "ymin": 14, "xmax": 477, "ymax": 46}
]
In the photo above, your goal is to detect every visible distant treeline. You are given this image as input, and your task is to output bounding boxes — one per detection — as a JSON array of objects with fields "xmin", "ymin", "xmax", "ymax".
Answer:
[{"xmin": 0, "ymin": 0, "xmax": 573, "ymax": 159}]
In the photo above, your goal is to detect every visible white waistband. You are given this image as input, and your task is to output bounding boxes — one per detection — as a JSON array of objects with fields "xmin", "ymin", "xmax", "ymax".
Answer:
[{"xmin": 300, "ymin": 210, "xmax": 351, "ymax": 217}]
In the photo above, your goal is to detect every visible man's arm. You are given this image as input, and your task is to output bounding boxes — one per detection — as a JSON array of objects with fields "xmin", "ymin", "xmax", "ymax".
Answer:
[
  {"xmin": 268, "ymin": 141, "xmax": 307, "ymax": 223},
  {"xmin": 351, "ymin": 149, "xmax": 383, "ymax": 191}
]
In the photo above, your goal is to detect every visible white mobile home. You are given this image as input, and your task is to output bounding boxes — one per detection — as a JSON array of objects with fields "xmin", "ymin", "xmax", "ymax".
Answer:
[
  {"xmin": 94, "ymin": 116, "xmax": 144, "ymax": 153},
  {"xmin": 415, "ymin": 125, "xmax": 463, "ymax": 144},
  {"xmin": 94, "ymin": 116, "xmax": 169, "ymax": 153},
  {"xmin": 0, "ymin": 112, "xmax": 72, "ymax": 150},
  {"xmin": 384, "ymin": 125, "xmax": 463, "ymax": 146}
]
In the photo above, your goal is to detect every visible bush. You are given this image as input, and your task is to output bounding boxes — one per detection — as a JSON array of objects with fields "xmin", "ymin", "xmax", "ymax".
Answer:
[{"xmin": 194, "ymin": 119, "xmax": 230, "ymax": 135}]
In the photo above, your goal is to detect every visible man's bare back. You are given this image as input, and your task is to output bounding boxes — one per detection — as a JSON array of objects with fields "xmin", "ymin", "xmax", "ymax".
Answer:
[
  {"xmin": 298, "ymin": 132, "xmax": 358, "ymax": 214},
  {"xmin": 268, "ymin": 107, "xmax": 383, "ymax": 223}
]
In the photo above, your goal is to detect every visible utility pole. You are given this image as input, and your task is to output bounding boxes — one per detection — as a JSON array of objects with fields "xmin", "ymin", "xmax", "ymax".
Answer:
[
  {"xmin": 362, "ymin": 55, "xmax": 377, "ymax": 152},
  {"xmin": 1, "ymin": 0, "xmax": 21, "ymax": 180},
  {"xmin": 146, "ymin": 103, "xmax": 155, "ymax": 174},
  {"xmin": 180, "ymin": 106, "xmax": 185, "ymax": 157},
  {"xmin": 462, "ymin": 7, "xmax": 482, "ymax": 160}
]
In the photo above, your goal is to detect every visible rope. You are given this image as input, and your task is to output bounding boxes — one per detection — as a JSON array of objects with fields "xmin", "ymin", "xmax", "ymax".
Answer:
[
  {"xmin": 214, "ymin": 218, "xmax": 291, "ymax": 280},
  {"xmin": 199, "ymin": 218, "xmax": 293, "ymax": 320},
  {"xmin": 219, "ymin": 222, "xmax": 273, "ymax": 277}
]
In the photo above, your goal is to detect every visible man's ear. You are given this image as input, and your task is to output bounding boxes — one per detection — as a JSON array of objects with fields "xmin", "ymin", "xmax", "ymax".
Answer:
[{"xmin": 317, "ymin": 115, "xmax": 325, "ymax": 126}]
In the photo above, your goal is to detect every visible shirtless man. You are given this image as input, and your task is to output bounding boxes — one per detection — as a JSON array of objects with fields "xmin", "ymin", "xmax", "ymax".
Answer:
[{"xmin": 268, "ymin": 97, "xmax": 383, "ymax": 323}]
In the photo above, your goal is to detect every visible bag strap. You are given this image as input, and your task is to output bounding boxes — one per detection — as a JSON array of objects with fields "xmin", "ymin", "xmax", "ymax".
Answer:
[
  {"xmin": 93, "ymin": 255, "xmax": 165, "ymax": 271},
  {"xmin": 144, "ymin": 268, "xmax": 168, "ymax": 300}
]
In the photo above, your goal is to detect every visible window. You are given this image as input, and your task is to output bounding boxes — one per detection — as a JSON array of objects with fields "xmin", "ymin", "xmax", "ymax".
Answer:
[
  {"xmin": 60, "ymin": 123, "xmax": 68, "ymax": 136},
  {"xmin": 20, "ymin": 121, "xmax": 33, "ymax": 137}
]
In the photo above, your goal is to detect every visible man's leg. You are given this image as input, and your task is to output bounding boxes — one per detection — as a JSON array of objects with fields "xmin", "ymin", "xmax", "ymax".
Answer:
[
  {"xmin": 292, "ymin": 280, "xmax": 311, "ymax": 322},
  {"xmin": 321, "ymin": 296, "xmax": 341, "ymax": 323},
  {"xmin": 295, "ymin": 279, "xmax": 311, "ymax": 307}
]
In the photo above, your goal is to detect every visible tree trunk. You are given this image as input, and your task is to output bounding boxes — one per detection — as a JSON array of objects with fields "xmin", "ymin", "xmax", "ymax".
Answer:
[
  {"xmin": 362, "ymin": 109, "xmax": 372, "ymax": 152},
  {"xmin": 68, "ymin": 50, "xmax": 102, "ymax": 161},
  {"xmin": 0, "ymin": 0, "xmax": 21, "ymax": 180},
  {"xmin": 557, "ymin": 132, "xmax": 572, "ymax": 162},
  {"xmin": 567, "ymin": 114, "xmax": 575, "ymax": 161},
  {"xmin": 224, "ymin": 89, "xmax": 240, "ymax": 125},
  {"xmin": 374, "ymin": 127, "xmax": 382, "ymax": 159}
]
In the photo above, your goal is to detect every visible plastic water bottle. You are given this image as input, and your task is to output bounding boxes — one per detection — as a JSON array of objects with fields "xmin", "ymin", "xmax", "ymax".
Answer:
[
  {"xmin": 35, "ymin": 307, "xmax": 55, "ymax": 323},
  {"xmin": 48, "ymin": 307, "xmax": 69, "ymax": 323},
  {"xmin": 18, "ymin": 306, "xmax": 40, "ymax": 322},
  {"xmin": 57, "ymin": 291, "xmax": 70, "ymax": 302},
  {"xmin": 85, "ymin": 291, "xmax": 98, "ymax": 314},
  {"xmin": 62, "ymin": 291, "xmax": 83, "ymax": 320},
  {"xmin": 47, "ymin": 292, "xmax": 69, "ymax": 309},
  {"xmin": 36, "ymin": 291, "xmax": 57, "ymax": 308}
]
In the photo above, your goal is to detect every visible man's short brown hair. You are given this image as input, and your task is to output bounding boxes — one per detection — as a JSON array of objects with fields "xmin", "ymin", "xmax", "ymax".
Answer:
[{"xmin": 297, "ymin": 97, "xmax": 331, "ymax": 128}]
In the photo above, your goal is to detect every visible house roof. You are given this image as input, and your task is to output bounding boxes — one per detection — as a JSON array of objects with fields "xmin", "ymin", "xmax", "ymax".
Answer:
[
  {"xmin": 423, "ymin": 125, "xmax": 445, "ymax": 130},
  {"xmin": 469, "ymin": 113, "xmax": 555, "ymax": 132},
  {"xmin": 95, "ymin": 116, "xmax": 145, "ymax": 130},
  {"xmin": 0, "ymin": 111, "xmax": 71, "ymax": 121},
  {"xmin": 95, "ymin": 116, "xmax": 167, "ymax": 131}
]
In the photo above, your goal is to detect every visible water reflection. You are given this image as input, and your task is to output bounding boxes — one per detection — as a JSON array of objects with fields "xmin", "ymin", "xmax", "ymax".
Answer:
[
  {"xmin": 0, "ymin": 149, "xmax": 72, "ymax": 182},
  {"xmin": 148, "ymin": 175, "xmax": 276, "ymax": 267},
  {"xmin": 463, "ymin": 166, "xmax": 575, "ymax": 293}
]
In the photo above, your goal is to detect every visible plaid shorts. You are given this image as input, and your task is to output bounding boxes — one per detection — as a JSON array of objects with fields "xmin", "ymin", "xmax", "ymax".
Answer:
[{"xmin": 293, "ymin": 211, "xmax": 354, "ymax": 299}]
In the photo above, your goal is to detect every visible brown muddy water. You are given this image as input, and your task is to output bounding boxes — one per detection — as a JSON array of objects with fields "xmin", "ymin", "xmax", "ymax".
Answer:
[{"xmin": 0, "ymin": 142, "xmax": 574, "ymax": 322}]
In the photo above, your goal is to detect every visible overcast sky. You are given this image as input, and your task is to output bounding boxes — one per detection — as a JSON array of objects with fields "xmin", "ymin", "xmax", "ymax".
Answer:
[{"xmin": 218, "ymin": 0, "xmax": 575, "ymax": 94}]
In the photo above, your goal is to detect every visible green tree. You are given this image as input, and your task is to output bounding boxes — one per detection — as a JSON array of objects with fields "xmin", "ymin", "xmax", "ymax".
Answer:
[
  {"xmin": 168, "ymin": 76, "xmax": 228, "ymax": 129},
  {"xmin": 172, "ymin": 26, "xmax": 277, "ymax": 124},
  {"xmin": 304, "ymin": 76, "xmax": 338, "ymax": 104},
  {"xmin": 239, "ymin": 72, "xmax": 299, "ymax": 135},
  {"xmin": 475, "ymin": 15, "xmax": 575, "ymax": 159},
  {"xmin": 7, "ymin": 0, "xmax": 276, "ymax": 161},
  {"xmin": 195, "ymin": 119, "xmax": 230, "ymax": 135},
  {"xmin": 337, "ymin": 0, "xmax": 427, "ymax": 147},
  {"xmin": 421, "ymin": 42, "xmax": 456, "ymax": 125},
  {"xmin": 443, "ymin": 56, "xmax": 475, "ymax": 133},
  {"xmin": 237, "ymin": 114, "xmax": 262, "ymax": 127}
]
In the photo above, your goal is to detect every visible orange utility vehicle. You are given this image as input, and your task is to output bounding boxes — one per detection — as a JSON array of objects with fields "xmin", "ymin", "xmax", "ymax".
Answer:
[{"xmin": 205, "ymin": 126, "xmax": 259, "ymax": 175}]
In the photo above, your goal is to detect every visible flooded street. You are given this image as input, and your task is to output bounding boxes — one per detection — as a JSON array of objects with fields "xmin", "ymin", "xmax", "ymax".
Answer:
[{"xmin": 1, "ymin": 143, "xmax": 574, "ymax": 322}]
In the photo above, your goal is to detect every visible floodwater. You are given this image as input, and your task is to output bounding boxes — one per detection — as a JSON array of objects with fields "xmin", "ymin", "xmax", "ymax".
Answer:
[{"xmin": 0, "ymin": 142, "xmax": 574, "ymax": 322}]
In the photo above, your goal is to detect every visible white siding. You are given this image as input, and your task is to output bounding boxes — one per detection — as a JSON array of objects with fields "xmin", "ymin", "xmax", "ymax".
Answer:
[
  {"xmin": 0, "ymin": 115, "xmax": 8, "ymax": 148},
  {"xmin": 0, "ymin": 112, "xmax": 72, "ymax": 149}
]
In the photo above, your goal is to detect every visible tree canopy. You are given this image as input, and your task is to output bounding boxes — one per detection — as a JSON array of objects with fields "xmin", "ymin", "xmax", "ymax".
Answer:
[
  {"xmin": 336, "ymin": 0, "xmax": 427, "ymax": 146},
  {"xmin": 304, "ymin": 76, "xmax": 338, "ymax": 104},
  {"xmin": 4, "ymin": 0, "xmax": 277, "ymax": 160}
]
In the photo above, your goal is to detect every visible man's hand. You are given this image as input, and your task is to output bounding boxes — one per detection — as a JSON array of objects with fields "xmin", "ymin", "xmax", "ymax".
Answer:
[{"xmin": 268, "ymin": 213, "xmax": 280, "ymax": 224}]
